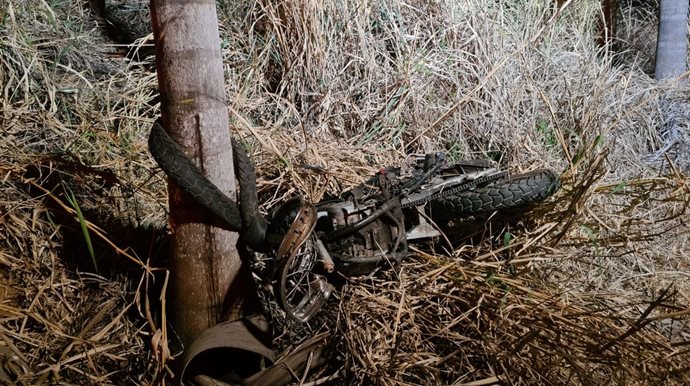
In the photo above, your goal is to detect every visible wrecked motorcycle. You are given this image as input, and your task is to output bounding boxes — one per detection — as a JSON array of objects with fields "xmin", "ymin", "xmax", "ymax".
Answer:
[{"xmin": 149, "ymin": 120, "xmax": 560, "ymax": 324}]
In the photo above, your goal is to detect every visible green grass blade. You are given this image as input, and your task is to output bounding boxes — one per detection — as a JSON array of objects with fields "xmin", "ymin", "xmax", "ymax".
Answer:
[{"xmin": 62, "ymin": 183, "xmax": 98, "ymax": 273}]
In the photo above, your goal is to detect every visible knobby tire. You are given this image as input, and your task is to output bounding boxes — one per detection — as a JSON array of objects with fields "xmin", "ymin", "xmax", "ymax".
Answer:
[
  {"xmin": 148, "ymin": 120, "xmax": 258, "ymax": 232},
  {"xmin": 430, "ymin": 169, "xmax": 559, "ymax": 217}
]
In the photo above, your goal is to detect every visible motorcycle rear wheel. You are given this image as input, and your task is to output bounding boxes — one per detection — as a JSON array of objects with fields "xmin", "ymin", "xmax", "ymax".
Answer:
[{"xmin": 429, "ymin": 169, "xmax": 559, "ymax": 220}]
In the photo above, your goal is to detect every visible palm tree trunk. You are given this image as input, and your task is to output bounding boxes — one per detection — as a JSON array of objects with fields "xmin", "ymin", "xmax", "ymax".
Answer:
[
  {"xmin": 150, "ymin": 0, "xmax": 258, "ymax": 346},
  {"xmin": 655, "ymin": 0, "xmax": 689, "ymax": 80},
  {"xmin": 597, "ymin": 0, "xmax": 618, "ymax": 49}
]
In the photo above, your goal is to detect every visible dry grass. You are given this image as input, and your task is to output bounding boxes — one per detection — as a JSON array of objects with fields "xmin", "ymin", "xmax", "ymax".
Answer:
[{"xmin": 1, "ymin": 0, "xmax": 689, "ymax": 384}]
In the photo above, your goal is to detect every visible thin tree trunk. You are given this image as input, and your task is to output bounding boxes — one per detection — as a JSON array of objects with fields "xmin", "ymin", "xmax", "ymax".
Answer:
[
  {"xmin": 597, "ymin": 0, "xmax": 618, "ymax": 49},
  {"xmin": 150, "ymin": 0, "xmax": 256, "ymax": 346},
  {"xmin": 655, "ymin": 0, "xmax": 689, "ymax": 80}
]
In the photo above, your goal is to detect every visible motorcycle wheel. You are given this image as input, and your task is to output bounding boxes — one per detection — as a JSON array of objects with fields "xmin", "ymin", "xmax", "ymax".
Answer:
[{"xmin": 429, "ymin": 169, "xmax": 559, "ymax": 219}]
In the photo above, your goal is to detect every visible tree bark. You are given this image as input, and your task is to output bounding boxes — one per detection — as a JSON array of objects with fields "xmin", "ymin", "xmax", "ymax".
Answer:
[
  {"xmin": 597, "ymin": 0, "xmax": 618, "ymax": 49},
  {"xmin": 655, "ymin": 0, "xmax": 689, "ymax": 80},
  {"xmin": 150, "ymin": 0, "xmax": 255, "ymax": 346}
]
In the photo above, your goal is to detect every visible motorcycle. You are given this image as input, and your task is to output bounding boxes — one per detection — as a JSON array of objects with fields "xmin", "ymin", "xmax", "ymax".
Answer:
[{"xmin": 149, "ymin": 120, "xmax": 560, "ymax": 323}]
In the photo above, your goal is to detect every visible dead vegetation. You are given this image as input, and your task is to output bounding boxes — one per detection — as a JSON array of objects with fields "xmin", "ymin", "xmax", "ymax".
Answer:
[{"xmin": 1, "ymin": 0, "xmax": 689, "ymax": 384}]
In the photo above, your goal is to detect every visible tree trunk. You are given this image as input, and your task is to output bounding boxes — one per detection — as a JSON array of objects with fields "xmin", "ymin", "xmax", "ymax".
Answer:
[
  {"xmin": 597, "ymin": 0, "xmax": 618, "ymax": 49},
  {"xmin": 655, "ymin": 0, "xmax": 689, "ymax": 80},
  {"xmin": 150, "ymin": 0, "xmax": 256, "ymax": 346}
]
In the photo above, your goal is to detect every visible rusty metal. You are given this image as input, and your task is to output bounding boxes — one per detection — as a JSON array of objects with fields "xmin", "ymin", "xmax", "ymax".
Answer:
[
  {"xmin": 315, "ymin": 239, "xmax": 335, "ymax": 273},
  {"xmin": 179, "ymin": 316, "xmax": 330, "ymax": 386},
  {"xmin": 274, "ymin": 199, "xmax": 334, "ymax": 322},
  {"xmin": 275, "ymin": 198, "xmax": 317, "ymax": 261}
]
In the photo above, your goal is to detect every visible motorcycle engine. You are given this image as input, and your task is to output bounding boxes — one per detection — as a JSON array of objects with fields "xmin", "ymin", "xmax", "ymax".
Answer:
[{"xmin": 317, "ymin": 198, "xmax": 408, "ymax": 276}]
